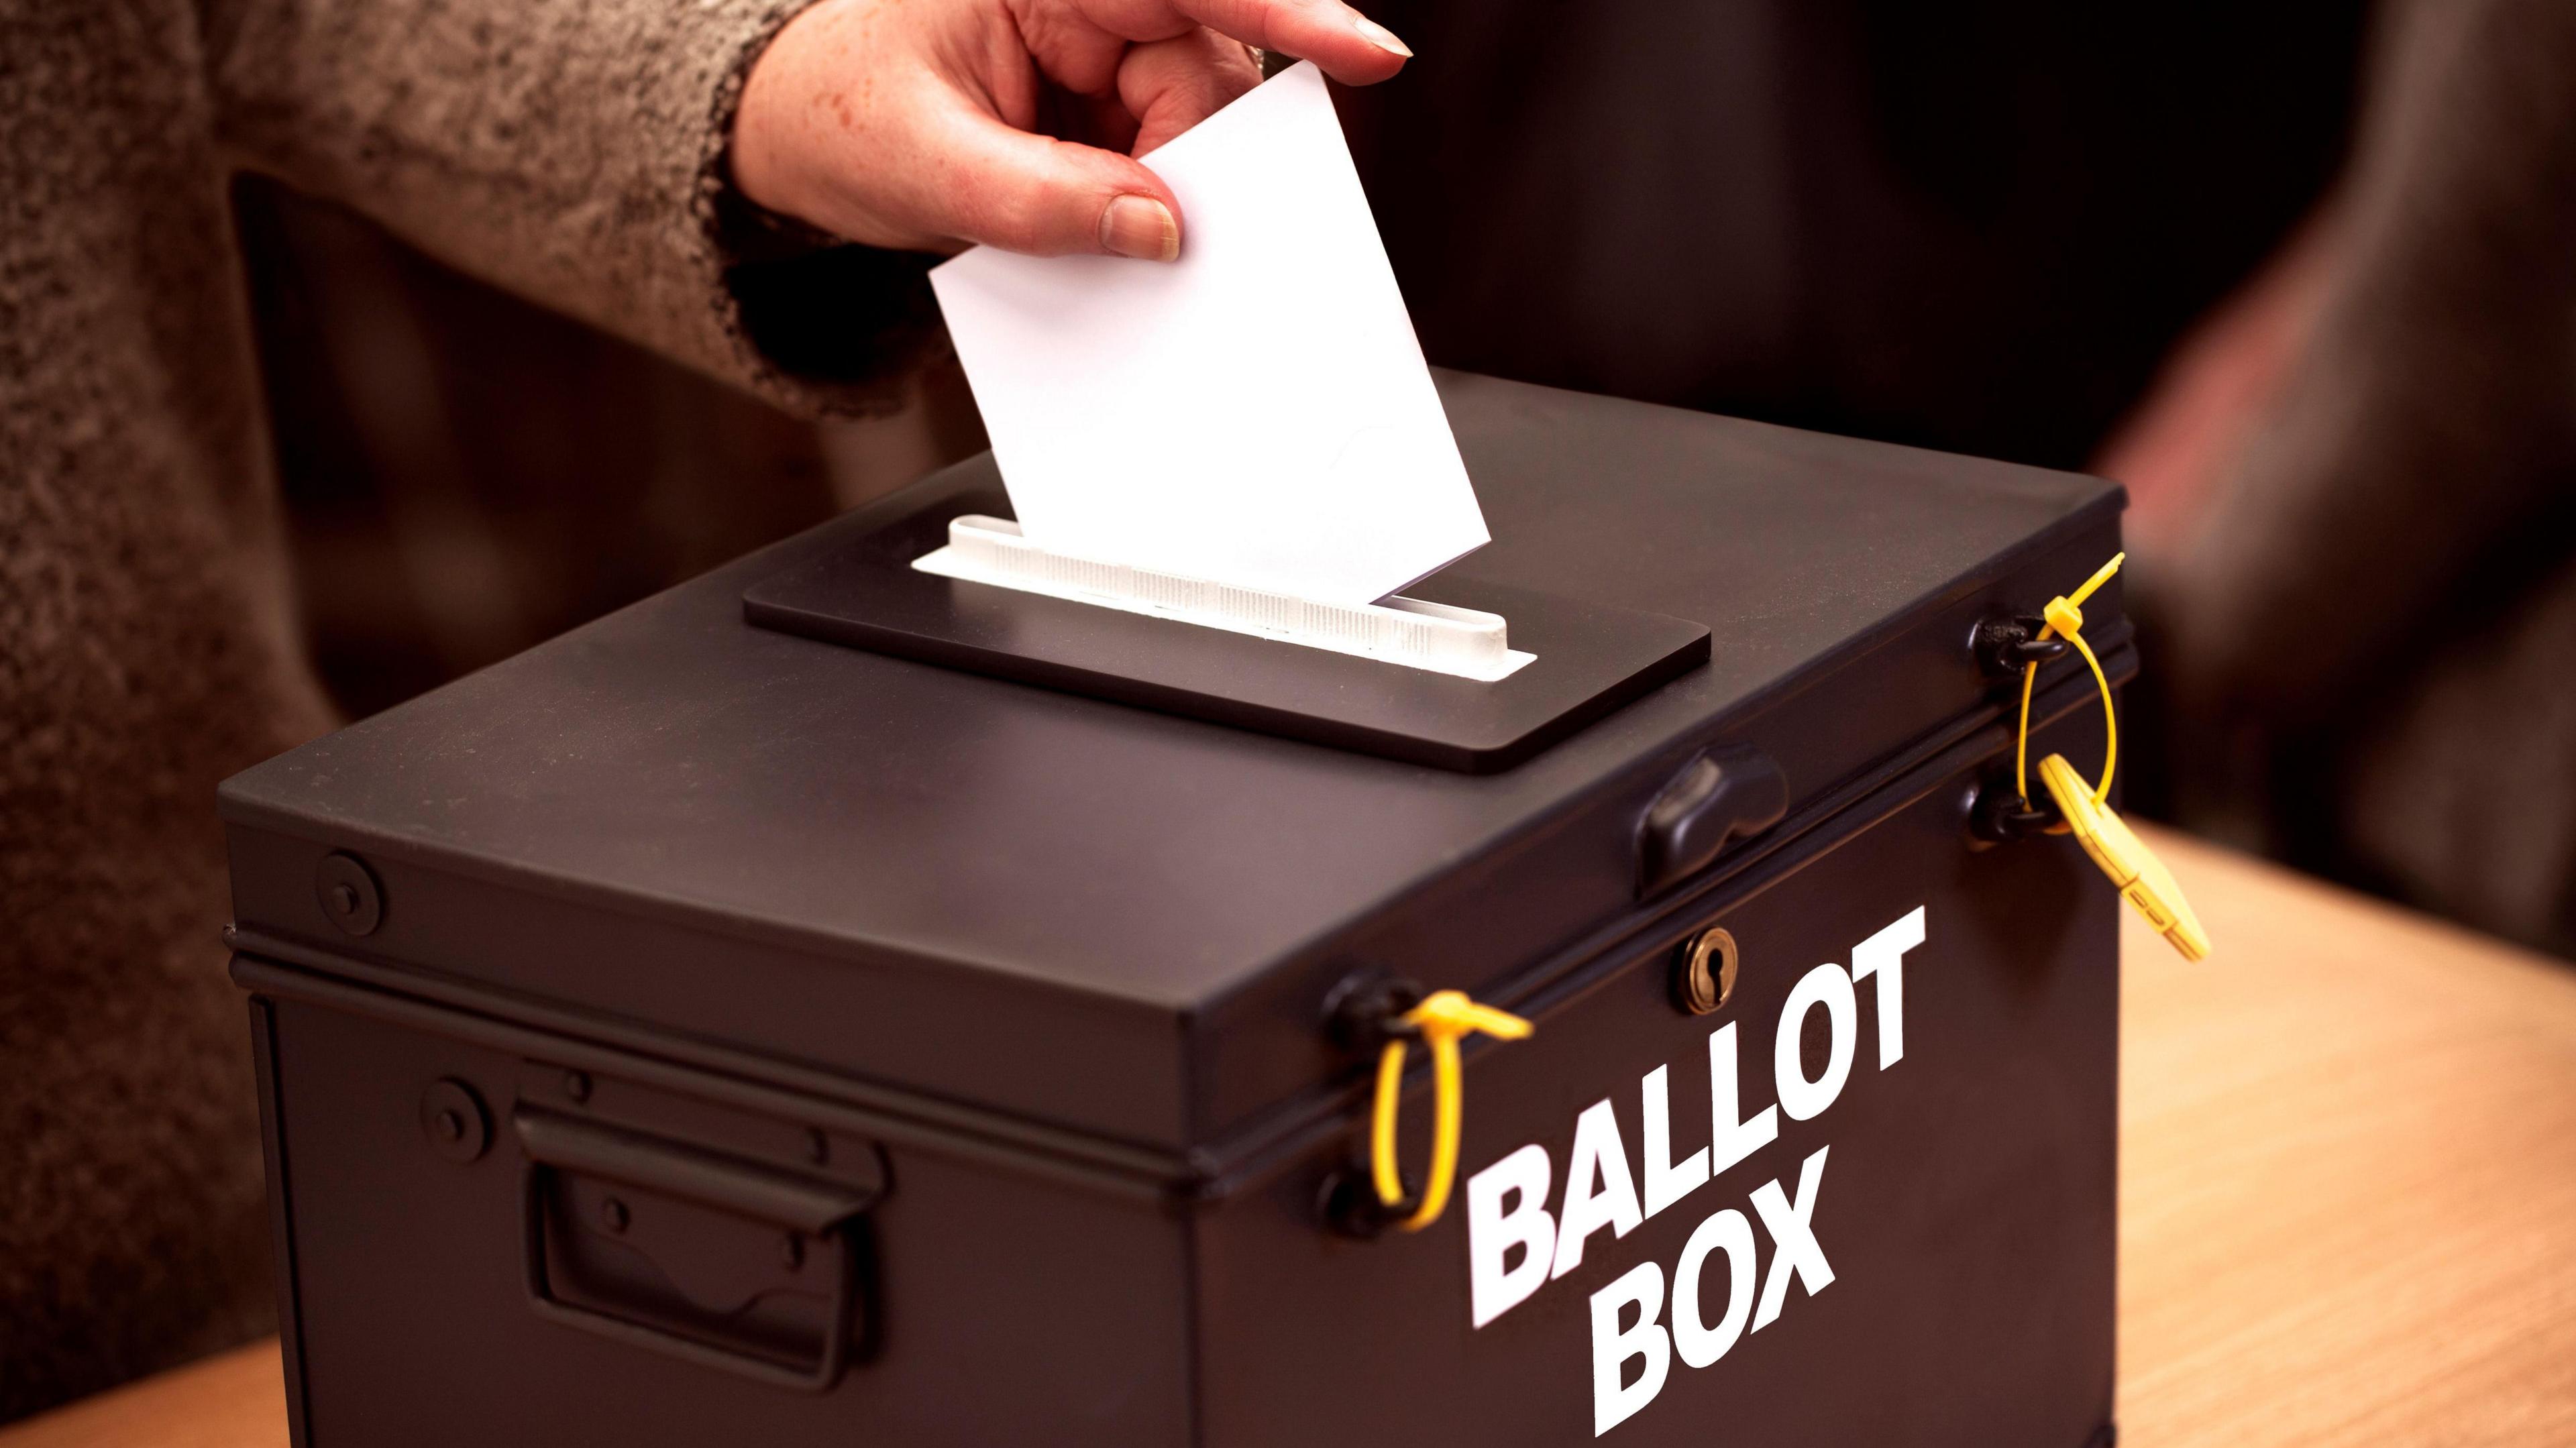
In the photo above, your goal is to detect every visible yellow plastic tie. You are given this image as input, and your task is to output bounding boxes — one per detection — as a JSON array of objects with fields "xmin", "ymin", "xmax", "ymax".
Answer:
[
  {"xmin": 2012, "ymin": 552, "xmax": 2212, "ymax": 960},
  {"xmin": 1370, "ymin": 991, "xmax": 1533, "ymax": 1231},
  {"xmin": 2015, "ymin": 552, "xmax": 2125, "ymax": 810}
]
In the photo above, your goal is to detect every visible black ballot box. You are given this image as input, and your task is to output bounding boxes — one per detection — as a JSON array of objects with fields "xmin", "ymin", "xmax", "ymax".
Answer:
[{"xmin": 223, "ymin": 371, "xmax": 2129, "ymax": 1447}]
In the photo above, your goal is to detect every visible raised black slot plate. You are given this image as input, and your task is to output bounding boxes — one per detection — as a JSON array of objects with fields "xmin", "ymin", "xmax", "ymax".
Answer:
[{"xmin": 742, "ymin": 493, "xmax": 1709, "ymax": 773}]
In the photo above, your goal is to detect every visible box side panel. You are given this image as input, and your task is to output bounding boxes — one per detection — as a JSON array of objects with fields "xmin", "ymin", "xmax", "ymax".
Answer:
[
  {"xmin": 1193, "ymin": 727, "xmax": 2118, "ymax": 1446},
  {"xmin": 246, "ymin": 998, "xmax": 312, "ymax": 1448},
  {"xmin": 260, "ymin": 994, "xmax": 1193, "ymax": 1447},
  {"xmin": 1191, "ymin": 516, "xmax": 2127, "ymax": 1147},
  {"xmin": 227, "ymin": 834, "xmax": 1194, "ymax": 1150}
]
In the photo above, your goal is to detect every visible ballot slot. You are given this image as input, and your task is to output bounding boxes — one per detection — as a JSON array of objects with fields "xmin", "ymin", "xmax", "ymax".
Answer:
[
  {"xmin": 741, "ymin": 484, "xmax": 1713, "ymax": 773},
  {"xmin": 876, "ymin": 62, "xmax": 1683, "ymax": 763},
  {"xmin": 911, "ymin": 514, "xmax": 1535, "ymax": 682}
]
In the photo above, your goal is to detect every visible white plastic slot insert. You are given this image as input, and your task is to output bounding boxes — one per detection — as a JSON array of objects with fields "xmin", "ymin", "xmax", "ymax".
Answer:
[{"xmin": 912, "ymin": 516, "xmax": 1534, "ymax": 682}]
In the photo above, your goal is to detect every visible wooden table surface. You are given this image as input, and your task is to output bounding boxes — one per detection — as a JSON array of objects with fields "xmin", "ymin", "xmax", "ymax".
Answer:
[{"xmin": 10, "ymin": 827, "xmax": 2575, "ymax": 1447}]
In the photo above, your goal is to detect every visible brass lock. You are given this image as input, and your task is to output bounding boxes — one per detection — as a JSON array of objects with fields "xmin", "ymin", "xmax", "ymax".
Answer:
[{"xmin": 1672, "ymin": 926, "xmax": 1740, "ymax": 1015}]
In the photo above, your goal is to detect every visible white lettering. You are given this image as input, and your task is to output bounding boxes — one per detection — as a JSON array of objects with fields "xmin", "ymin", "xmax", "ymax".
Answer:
[
  {"xmin": 1456, "ymin": 904, "xmax": 1931, "ymax": 1408},
  {"xmin": 1670, "ymin": 1207, "xmax": 1757, "ymax": 1369},
  {"xmin": 1750, "ymin": 1147, "xmax": 1834, "ymax": 1330},
  {"xmin": 1466, "ymin": 1144, "xmax": 1556, "ymax": 1327},
  {"xmin": 1589, "ymin": 1262, "xmax": 1670, "ymax": 1437},
  {"xmin": 1774, "ymin": 964, "xmax": 1857, "ymax": 1121},
  {"xmin": 1706, "ymin": 1022, "xmax": 1778, "ymax": 1178},
  {"xmin": 1640, "ymin": 1065, "xmax": 1708, "ymax": 1219},
  {"xmin": 1850, "ymin": 907, "xmax": 1925, "ymax": 1070},
  {"xmin": 1553, "ymin": 1099, "xmax": 1644, "ymax": 1278}
]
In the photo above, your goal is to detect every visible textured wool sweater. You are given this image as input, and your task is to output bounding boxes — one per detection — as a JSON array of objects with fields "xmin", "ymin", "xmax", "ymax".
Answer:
[{"xmin": 0, "ymin": 0, "xmax": 932, "ymax": 1414}]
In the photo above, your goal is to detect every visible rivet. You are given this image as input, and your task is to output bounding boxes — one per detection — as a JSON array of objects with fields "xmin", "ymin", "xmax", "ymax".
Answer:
[
  {"xmin": 314, "ymin": 852, "xmax": 384, "ymax": 936},
  {"xmin": 600, "ymin": 1197, "xmax": 629, "ymax": 1233},
  {"xmin": 563, "ymin": 1070, "xmax": 592, "ymax": 1103},
  {"xmin": 1673, "ymin": 928, "xmax": 1740, "ymax": 1015},
  {"xmin": 417, "ymin": 1079, "xmax": 490, "ymax": 1164}
]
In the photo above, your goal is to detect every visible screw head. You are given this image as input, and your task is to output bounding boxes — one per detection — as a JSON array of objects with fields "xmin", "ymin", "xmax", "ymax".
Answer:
[
  {"xmin": 417, "ymin": 1079, "xmax": 490, "ymax": 1164},
  {"xmin": 315, "ymin": 853, "xmax": 383, "ymax": 936},
  {"xmin": 1674, "ymin": 928, "xmax": 1740, "ymax": 1015},
  {"xmin": 563, "ymin": 1070, "xmax": 592, "ymax": 1103},
  {"xmin": 600, "ymin": 1197, "xmax": 630, "ymax": 1233}
]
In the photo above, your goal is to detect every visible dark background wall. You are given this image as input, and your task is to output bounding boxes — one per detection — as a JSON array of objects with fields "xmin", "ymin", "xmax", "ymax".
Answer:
[{"xmin": 1340, "ymin": 1, "xmax": 2367, "ymax": 469}]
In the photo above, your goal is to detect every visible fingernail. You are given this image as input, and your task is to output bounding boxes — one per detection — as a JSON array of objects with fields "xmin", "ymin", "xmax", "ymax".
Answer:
[
  {"xmin": 1100, "ymin": 194, "xmax": 1179, "ymax": 262},
  {"xmin": 1353, "ymin": 15, "xmax": 1413, "ymax": 57}
]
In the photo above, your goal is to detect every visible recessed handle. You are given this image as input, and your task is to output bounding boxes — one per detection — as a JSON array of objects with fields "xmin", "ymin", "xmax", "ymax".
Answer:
[
  {"xmin": 515, "ymin": 1109, "xmax": 877, "ymax": 1392},
  {"xmin": 1636, "ymin": 746, "xmax": 1788, "ymax": 897}
]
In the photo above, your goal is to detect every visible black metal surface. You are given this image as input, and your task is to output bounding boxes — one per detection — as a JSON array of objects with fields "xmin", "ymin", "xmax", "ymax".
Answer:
[
  {"xmin": 742, "ymin": 498, "xmax": 1711, "ymax": 773},
  {"xmin": 219, "ymin": 372, "xmax": 2126, "ymax": 1152},
  {"xmin": 231, "ymin": 706, "xmax": 2116, "ymax": 1446},
  {"xmin": 1192, "ymin": 744, "xmax": 2116, "ymax": 1447},
  {"xmin": 250, "ymin": 989, "xmax": 1196, "ymax": 1445}
]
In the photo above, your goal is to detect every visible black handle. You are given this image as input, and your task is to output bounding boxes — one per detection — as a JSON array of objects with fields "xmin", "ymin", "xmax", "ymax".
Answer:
[
  {"xmin": 515, "ymin": 1109, "xmax": 876, "ymax": 1392},
  {"xmin": 1635, "ymin": 746, "xmax": 1788, "ymax": 897}
]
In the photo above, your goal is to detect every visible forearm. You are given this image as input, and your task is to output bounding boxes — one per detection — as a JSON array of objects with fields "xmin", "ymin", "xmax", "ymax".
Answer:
[{"xmin": 202, "ymin": 0, "xmax": 929, "ymax": 413}]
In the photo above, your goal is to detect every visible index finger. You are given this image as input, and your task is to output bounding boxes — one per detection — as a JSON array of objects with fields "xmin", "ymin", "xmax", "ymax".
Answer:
[{"xmin": 1073, "ymin": 0, "xmax": 1413, "ymax": 85}]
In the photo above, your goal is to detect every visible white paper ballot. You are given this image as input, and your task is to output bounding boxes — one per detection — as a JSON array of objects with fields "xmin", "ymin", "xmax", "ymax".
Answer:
[{"xmin": 928, "ymin": 62, "xmax": 1488, "ymax": 606}]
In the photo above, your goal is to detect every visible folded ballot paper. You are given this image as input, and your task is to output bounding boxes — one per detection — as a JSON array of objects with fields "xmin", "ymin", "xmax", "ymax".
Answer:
[{"xmin": 927, "ymin": 62, "xmax": 1489, "ymax": 611}]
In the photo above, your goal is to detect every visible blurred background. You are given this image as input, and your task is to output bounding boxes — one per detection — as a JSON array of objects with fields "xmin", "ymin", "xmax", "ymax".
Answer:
[{"xmin": 242, "ymin": 0, "xmax": 2573, "ymax": 961}]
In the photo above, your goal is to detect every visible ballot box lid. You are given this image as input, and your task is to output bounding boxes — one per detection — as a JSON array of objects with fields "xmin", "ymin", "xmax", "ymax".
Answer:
[{"xmin": 220, "ymin": 372, "xmax": 2124, "ymax": 1168}]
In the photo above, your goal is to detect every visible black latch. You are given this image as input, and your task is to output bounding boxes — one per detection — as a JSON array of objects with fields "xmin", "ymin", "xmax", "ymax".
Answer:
[
  {"xmin": 1972, "ymin": 614, "xmax": 2071, "ymax": 679},
  {"xmin": 1969, "ymin": 768, "xmax": 2064, "ymax": 843},
  {"xmin": 1322, "ymin": 970, "xmax": 1426, "ymax": 1052},
  {"xmin": 1635, "ymin": 746, "xmax": 1788, "ymax": 898}
]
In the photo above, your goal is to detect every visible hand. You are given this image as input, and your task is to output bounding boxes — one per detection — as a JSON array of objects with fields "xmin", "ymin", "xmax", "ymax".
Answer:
[
  {"xmin": 2092, "ymin": 210, "xmax": 2341, "ymax": 557},
  {"xmin": 731, "ymin": 0, "xmax": 1412, "ymax": 261}
]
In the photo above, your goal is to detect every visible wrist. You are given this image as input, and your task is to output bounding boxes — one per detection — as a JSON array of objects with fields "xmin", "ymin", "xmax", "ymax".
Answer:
[{"xmin": 729, "ymin": 0, "xmax": 855, "ymax": 234}]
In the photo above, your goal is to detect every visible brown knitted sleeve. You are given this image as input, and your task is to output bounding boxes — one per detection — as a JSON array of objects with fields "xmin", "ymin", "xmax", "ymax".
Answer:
[{"xmin": 199, "ymin": 0, "xmax": 943, "ymax": 416}]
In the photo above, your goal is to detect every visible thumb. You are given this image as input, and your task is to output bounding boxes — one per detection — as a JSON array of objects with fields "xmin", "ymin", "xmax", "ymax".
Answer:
[{"xmin": 923, "ymin": 105, "xmax": 1185, "ymax": 260}]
